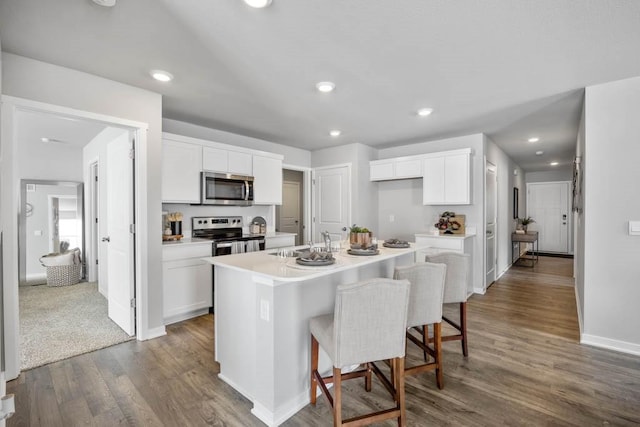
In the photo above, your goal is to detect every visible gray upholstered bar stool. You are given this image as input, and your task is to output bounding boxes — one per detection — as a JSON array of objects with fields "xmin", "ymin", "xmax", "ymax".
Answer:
[
  {"xmin": 393, "ymin": 262, "xmax": 447, "ymax": 389},
  {"xmin": 309, "ymin": 278, "xmax": 411, "ymax": 426},
  {"xmin": 424, "ymin": 252, "xmax": 471, "ymax": 357}
]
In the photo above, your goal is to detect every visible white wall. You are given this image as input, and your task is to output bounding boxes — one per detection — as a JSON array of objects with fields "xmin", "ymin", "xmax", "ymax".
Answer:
[
  {"xmin": 376, "ymin": 134, "xmax": 486, "ymax": 293},
  {"xmin": 0, "ymin": 34, "xmax": 7, "ymax": 404},
  {"xmin": 485, "ymin": 136, "xmax": 525, "ymax": 278},
  {"xmin": 574, "ymin": 104, "xmax": 586, "ymax": 331},
  {"xmin": 1, "ymin": 53, "xmax": 164, "ymax": 345},
  {"xmin": 581, "ymin": 75, "xmax": 640, "ymax": 354},
  {"xmin": 163, "ymin": 118, "xmax": 311, "ymax": 168},
  {"xmin": 525, "ymin": 168, "xmax": 572, "ymax": 183}
]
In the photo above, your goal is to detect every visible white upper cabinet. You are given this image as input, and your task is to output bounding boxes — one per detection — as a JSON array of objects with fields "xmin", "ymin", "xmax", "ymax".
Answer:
[
  {"xmin": 228, "ymin": 151, "xmax": 253, "ymax": 175},
  {"xmin": 370, "ymin": 157, "xmax": 422, "ymax": 181},
  {"xmin": 253, "ymin": 155, "xmax": 283, "ymax": 205},
  {"xmin": 203, "ymin": 147, "xmax": 252, "ymax": 175},
  {"xmin": 162, "ymin": 138, "xmax": 202, "ymax": 203},
  {"xmin": 422, "ymin": 149, "xmax": 471, "ymax": 205}
]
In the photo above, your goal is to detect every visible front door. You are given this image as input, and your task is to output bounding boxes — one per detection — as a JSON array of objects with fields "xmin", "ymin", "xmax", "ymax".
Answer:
[
  {"xmin": 312, "ymin": 165, "xmax": 351, "ymax": 245},
  {"xmin": 527, "ymin": 182, "xmax": 570, "ymax": 253},
  {"xmin": 106, "ymin": 133, "xmax": 135, "ymax": 336}
]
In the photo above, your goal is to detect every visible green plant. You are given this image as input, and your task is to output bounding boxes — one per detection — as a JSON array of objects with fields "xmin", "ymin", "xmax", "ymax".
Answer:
[
  {"xmin": 519, "ymin": 216, "xmax": 535, "ymax": 226},
  {"xmin": 349, "ymin": 224, "xmax": 370, "ymax": 233}
]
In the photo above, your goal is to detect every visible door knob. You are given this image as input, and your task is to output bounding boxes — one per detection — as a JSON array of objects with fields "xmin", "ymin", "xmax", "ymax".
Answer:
[{"xmin": 101, "ymin": 237, "xmax": 110, "ymax": 242}]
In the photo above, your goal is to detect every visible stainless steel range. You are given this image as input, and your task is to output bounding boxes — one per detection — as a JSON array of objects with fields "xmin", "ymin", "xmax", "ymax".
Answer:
[{"xmin": 192, "ymin": 216, "xmax": 265, "ymax": 256}]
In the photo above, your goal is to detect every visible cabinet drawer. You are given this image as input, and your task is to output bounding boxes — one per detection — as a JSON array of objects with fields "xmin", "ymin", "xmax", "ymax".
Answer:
[
  {"xmin": 162, "ymin": 244, "xmax": 212, "ymax": 261},
  {"xmin": 415, "ymin": 236, "xmax": 464, "ymax": 251}
]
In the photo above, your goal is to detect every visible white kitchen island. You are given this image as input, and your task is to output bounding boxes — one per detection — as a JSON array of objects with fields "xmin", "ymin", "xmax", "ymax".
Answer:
[{"xmin": 203, "ymin": 244, "xmax": 421, "ymax": 426}]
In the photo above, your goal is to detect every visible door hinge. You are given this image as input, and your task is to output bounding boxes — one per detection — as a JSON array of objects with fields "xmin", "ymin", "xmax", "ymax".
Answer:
[
  {"xmin": 95, "ymin": 217, "xmax": 98, "ymax": 223},
  {"xmin": 312, "ymin": 179, "xmax": 316, "ymax": 185},
  {"xmin": 96, "ymin": 259, "xmax": 99, "ymax": 265},
  {"xmin": 95, "ymin": 175, "xmax": 98, "ymax": 181},
  {"xmin": 129, "ymin": 148, "xmax": 135, "ymax": 159},
  {"xmin": 129, "ymin": 224, "xmax": 136, "ymax": 234},
  {"xmin": 130, "ymin": 298, "xmax": 136, "ymax": 308}
]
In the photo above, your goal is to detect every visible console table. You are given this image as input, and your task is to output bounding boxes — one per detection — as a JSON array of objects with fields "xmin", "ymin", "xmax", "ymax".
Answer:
[{"xmin": 512, "ymin": 231, "xmax": 539, "ymax": 267}]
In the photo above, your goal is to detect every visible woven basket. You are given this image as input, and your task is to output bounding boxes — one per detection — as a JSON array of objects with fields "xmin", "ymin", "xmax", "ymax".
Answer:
[{"xmin": 45, "ymin": 264, "xmax": 81, "ymax": 287}]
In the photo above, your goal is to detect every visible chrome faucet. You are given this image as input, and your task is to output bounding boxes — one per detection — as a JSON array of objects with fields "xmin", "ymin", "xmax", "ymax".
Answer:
[{"xmin": 321, "ymin": 231, "xmax": 332, "ymax": 252}]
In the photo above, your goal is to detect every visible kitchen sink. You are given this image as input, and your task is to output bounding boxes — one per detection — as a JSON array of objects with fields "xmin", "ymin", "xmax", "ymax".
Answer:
[{"xmin": 268, "ymin": 249, "xmax": 311, "ymax": 258}]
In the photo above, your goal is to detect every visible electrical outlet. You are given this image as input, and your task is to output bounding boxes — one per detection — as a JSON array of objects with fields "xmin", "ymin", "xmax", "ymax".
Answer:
[
  {"xmin": 260, "ymin": 299, "xmax": 270, "ymax": 321},
  {"xmin": 389, "ymin": 214, "xmax": 395, "ymax": 222}
]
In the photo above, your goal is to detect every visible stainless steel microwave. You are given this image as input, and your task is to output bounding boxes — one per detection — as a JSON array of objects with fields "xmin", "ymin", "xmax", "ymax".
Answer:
[{"xmin": 201, "ymin": 172, "xmax": 254, "ymax": 206}]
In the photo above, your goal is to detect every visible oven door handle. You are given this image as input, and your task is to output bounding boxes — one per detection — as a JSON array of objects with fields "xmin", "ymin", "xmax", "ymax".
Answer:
[{"xmin": 215, "ymin": 242, "xmax": 233, "ymax": 248}]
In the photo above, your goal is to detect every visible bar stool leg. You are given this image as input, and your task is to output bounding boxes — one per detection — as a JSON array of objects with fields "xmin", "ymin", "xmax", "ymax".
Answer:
[
  {"xmin": 460, "ymin": 302, "xmax": 468, "ymax": 357},
  {"xmin": 422, "ymin": 324, "xmax": 429, "ymax": 361},
  {"xmin": 396, "ymin": 357, "xmax": 406, "ymax": 427},
  {"xmin": 310, "ymin": 335, "xmax": 319, "ymax": 404},
  {"xmin": 333, "ymin": 367, "xmax": 342, "ymax": 426},
  {"xmin": 433, "ymin": 322, "xmax": 444, "ymax": 389}
]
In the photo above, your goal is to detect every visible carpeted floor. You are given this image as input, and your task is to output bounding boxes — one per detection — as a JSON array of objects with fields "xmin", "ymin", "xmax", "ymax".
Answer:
[{"xmin": 19, "ymin": 281, "xmax": 134, "ymax": 371}]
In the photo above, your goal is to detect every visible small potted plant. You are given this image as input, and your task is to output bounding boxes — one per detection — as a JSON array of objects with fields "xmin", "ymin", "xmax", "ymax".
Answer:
[
  {"xmin": 349, "ymin": 224, "xmax": 372, "ymax": 247},
  {"xmin": 518, "ymin": 216, "xmax": 535, "ymax": 233}
]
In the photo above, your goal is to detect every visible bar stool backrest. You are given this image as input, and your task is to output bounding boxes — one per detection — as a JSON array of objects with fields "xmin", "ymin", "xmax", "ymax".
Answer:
[
  {"xmin": 333, "ymin": 278, "xmax": 410, "ymax": 368},
  {"xmin": 425, "ymin": 252, "xmax": 470, "ymax": 304},
  {"xmin": 393, "ymin": 262, "xmax": 447, "ymax": 328}
]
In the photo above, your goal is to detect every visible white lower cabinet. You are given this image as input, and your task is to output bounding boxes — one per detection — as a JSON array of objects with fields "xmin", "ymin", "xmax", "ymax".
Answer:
[
  {"xmin": 265, "ymin": 234, "xmax": 296, "ymax": 249},
  {"xmin": 162, "ymin": 243, "xmax": 212, "ymax": 325}
]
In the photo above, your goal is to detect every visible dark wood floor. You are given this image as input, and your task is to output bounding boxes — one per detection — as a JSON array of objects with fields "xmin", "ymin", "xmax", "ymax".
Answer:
[{"xmin": 8, "ymin": 257, "xmax": 640, "ymax": 426}]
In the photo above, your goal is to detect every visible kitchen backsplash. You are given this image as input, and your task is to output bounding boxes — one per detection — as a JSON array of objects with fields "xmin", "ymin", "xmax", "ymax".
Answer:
[{"xmin": 162, "ymin": 203, "xmax": 275, "ymax": 236}]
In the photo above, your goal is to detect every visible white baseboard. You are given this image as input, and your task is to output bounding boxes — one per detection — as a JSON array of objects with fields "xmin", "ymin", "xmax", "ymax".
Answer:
[
  {"xmin": 581, "ymin": 333, "xmax": 640, "ymax": 356},
  {"xmin": 138, "ymin": 325, "xmax": 167, "ymax": 341},
  {"xmin": 251, "ymin": 391, "xmax": 310, "ymax": 427},
  {"xmin": 164, "ymin": 308, "xmax": 210, "ymax": 326}
]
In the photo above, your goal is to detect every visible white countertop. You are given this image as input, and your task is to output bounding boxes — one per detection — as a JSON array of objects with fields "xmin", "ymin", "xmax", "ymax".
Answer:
[
  {"xmin": 203, "ymin": 243, "xmax": 421, "ymax": 283},
  {"xmin": 162, "ymin": 237, "xmax": 212, "ymax": 247}
]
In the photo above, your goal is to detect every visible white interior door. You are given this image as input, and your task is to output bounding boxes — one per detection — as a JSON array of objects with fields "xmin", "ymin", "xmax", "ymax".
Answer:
[
  {"xmin": 106, "ymin": 133, "xmax": 135, "ymax": 335},
  {"xmin": 485, "ymin": 161, "xmax": 497, "ymax": 287},
  {"xmin": 527, "ymin": 182, "xmax": 570, "ymax": 253},
  {"xmin": 279, "ymin": 181, "xmax": 301, "ymax": 245},
  {"xmin": 312, "ymin": 165, "xmax": 351, "ymax": 244}
]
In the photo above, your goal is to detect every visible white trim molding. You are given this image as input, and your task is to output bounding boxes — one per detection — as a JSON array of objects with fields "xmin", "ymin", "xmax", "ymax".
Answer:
[{"xmin": 581, "ymin": 334, "xmax": 640, "ymax": 356}]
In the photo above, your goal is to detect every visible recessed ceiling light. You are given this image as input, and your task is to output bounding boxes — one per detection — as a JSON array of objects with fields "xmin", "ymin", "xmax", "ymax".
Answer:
[
  {"xmin": 92, "ymin": 0, "xmax": 116, "ymax": 7},
  {"xmin": 528, "ymin": 137, "xmax": 540, "ymax": 143},
  {"xmin": 550, "ymin": 161, "xmax": 559, "ymax": 166},
  {"xmin": 41, "ymin": 137, "xmax": 68, "ymax": 144},
  {"xmin": 329, "ymin": 130, "xmax": 341, "ymax": 137},
  {"xmin": 150, "ymin": 70, "xmax": 173, "ymax": 82},
  {"xmin": 244, "ymin": 0, "xmax": 272, "ymax": 7},
  {"xmin": 316, "ymin": 81, "xmax": 335, "ymax": 93},
  {"xmin": 417, "ymin": 108, "xmax": 434, "ymax": 117},
  {"xmin": 536, "ymin": 150, "xmax": 544, "ymax": 156}
]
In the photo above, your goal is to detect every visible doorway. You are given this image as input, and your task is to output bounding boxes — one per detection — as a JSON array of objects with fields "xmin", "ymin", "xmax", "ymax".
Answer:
[
  {"xmin": 1, "ymin": 97, "xmax": 144, "ymax": 379},
  {"xmin": 526, "ymin": 182, "xmax": 571, "ymax": 253},
  {"xmin": 277, "ymin": 169, "xmax": 304, "ymax": 246}
]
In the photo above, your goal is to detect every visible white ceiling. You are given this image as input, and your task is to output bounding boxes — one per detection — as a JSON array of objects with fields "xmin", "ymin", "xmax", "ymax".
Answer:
[
  {"xmin": 2, "ymin": 0, "xmax": 640, "ymax": 171},
  {"xmin": 16, "ymin": 109, "xmax": 107, "ymax": 149}
]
